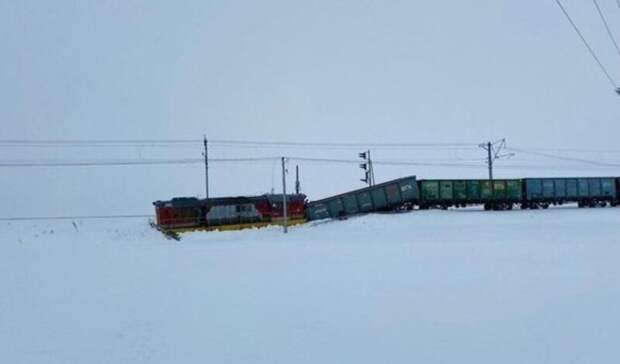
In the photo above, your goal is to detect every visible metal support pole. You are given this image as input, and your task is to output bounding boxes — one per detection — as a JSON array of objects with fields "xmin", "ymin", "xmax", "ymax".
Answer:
[
  {"xmin": 295, "ymin": 165, "xmax": 300, "ymax": 194},
  {"xmin": 368, "ymin": 149, "xmax": 375, "ymax": 186},
  {"xmin": 281, "ymin": 157, "xmax": 288, "ymax": 234},
  {"xmin": 203, "ymin": 135, "xmax": 209, "ymax": 198},
  {"xmin": 487, "ymin": 141, "xmax": 493, "ymax": 180},
  {"xmin": 479, "ymin": 139, "xmax": 512, "ymax": 181}
]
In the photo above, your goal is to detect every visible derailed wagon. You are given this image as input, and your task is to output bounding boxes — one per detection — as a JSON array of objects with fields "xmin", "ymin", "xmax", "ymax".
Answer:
[{"xmin": 305, "ymin": 176, "xmax": 418, "ymax": 220}]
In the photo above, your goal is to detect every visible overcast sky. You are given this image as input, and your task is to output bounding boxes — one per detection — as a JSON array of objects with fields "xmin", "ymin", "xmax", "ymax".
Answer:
[{"xmin": 1, "ymin": 1, "xmax": 619, "ymax": 216}]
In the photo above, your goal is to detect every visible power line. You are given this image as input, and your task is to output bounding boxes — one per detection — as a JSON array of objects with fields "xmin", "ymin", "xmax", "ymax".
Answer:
[
  {"xmin": 0, "ymin": 143, "xmax": 201, "ymax": 149},
  {"xmin": 554, "ymin": 0, "xmax": 617, "ymax": 88},
  {"xmin": 2, "ymin": 151, "xmax": 618, "ymax": 170},
  {"xmin": 209, "ymin": 144, "xmax": 477, "ymax": 151},
  {"xmin": 493, "ymin": 163, "xmax": 620, "ymax": 171},
  {"xmin": 210, "ymin": 140, "xmax": 476, "ymax": 148},
  {"xmin": 0, "ymin": 158, "xmax": 202, "ymax": 167},
  {"xmin": 0, "ymin": 214, "xmax": 152, "ymax": 221},
  {"xmin": 288, "ymin": 157, "xmax": 486, "ymax": 168},
  {"xmin": 0, "ymin": 139, "xmax": 478, "ymax": 150},
  {"xmin": 512, "ymin": 146, "xmax": 620, "ymax": 154},
  {"xmin": 0, "ymin": 157, "xmax": 279, "ymax": 168},
  {"xmin": 3, "ymin": 138, "xmax": 620, "ymax": 152},
  {"xmin": 507, "ymin": 147, "xmax": 620, "ymax": 167},
  {"xmin": 289, "ymin": 156, "xmax": 620, "ymax": 170},
  {"xmin": 0, "ymin": 139, "xmax": 200, "ymax": 145},
  {"xmin": 593, "ymin": 0, "xmax": 620, "ymax": 59},
  {"xmin": 4, "ymin": 139, "xmax": 620, "ymax": 156}
]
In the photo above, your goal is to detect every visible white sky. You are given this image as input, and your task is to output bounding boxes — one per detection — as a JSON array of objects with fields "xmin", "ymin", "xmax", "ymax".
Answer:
[{"xmin": 1, "ymin": 1, "xmax": 619, "ymax": 216}]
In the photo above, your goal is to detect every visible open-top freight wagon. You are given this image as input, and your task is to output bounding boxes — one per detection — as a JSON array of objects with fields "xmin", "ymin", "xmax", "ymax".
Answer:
[
  {"xmin": 305, "ymin": 176, "xmax": 418, "ymax": 220},
  {"xmin": 522, "ymin": 177, "xmax": 617, "ymax": 208},
  {"xmin": 418, "ymin": 179, "xmax": 523, "ymax": 210}
]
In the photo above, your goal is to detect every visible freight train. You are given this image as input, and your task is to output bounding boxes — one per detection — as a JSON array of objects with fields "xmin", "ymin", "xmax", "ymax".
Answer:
[{"xmin": 153, "ymin": 175, "xmax": 620, "ymax": 235}]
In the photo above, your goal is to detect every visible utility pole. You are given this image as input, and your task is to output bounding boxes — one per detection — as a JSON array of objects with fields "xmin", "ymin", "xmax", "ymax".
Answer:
[
  {"xmin": 486, "ymin": 141, "xmax": 493, "ymax": 180},
  {"xmin": 203, "ymin": 135, "xmax": 209, "ymax": 198},
  {"xmin": 281, "ymin": 157, "xmax": 288, "ymax": 234},
  {"xmin": 295, "ymin": 165, "xmax": 300, "ymax": 194},
  {"xmin": 478, "ymin": 139, "xmax": 514, "ymax": 180}
]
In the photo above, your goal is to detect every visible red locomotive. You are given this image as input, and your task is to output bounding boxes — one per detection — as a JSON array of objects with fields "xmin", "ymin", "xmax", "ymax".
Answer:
[{"xmin": 153, "ymin": 194, "xmax": 306, "ymax": 234}]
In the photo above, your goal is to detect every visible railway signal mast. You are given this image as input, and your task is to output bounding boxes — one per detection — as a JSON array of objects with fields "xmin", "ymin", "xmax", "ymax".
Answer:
[
  {"xmin": 359, "ymin": 150, "xmax": 375, "ymax": 186},
  {"xmin": 478, "ymin": 138, "xmax": 514, "ymax": 180}
]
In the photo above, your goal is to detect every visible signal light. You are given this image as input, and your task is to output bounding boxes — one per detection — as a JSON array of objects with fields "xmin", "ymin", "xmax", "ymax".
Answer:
[
  {"xmin": 358, "ymin": 150, "xmax": 372, "ymax": 186},
  {"xmin": 360, "ymin": 171, "xmax": 369, "ymax": 183}
]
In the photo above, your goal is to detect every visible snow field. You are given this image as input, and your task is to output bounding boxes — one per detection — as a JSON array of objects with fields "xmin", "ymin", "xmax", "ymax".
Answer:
[{"xmin": 1, "ymin": 207, "xmax": 619, "ymax": 363}]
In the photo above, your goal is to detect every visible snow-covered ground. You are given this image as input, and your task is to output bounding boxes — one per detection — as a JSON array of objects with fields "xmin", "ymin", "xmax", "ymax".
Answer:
[{"xmin": 1, "ymin": 206, "xmax": 619, "ymax": 363}]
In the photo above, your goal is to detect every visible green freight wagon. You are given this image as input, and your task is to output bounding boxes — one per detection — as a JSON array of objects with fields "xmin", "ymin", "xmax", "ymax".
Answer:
[
  {"xmin": 523, "ymin": 177, "xmax": 617, "ymax": 208},
  {"xmin": 305, "ymin": 176, "xmax": 418, "ymax": 221},
  {"xmin": 418, "ymin": 179, "xmax": 522, "ymax": 210}
]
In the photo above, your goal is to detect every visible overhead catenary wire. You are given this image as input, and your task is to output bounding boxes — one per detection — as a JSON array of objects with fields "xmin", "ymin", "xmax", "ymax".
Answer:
[
  {"xmin": 0, "ymin": 139, "xmax": 201, "ymax": 145},
  {"xmin": 0, "ymin": 214, "xmax": 153, "ymax": 221},
  {"xmin": 288, "ymin": 157, "xmax": 491, "ymax": 169},
  {"xmin": 0, "ymin": 143, "xmax": 203, "ymax": 149},
  {"xmin": 2, "ymin": 137, "xmax": 620, "ymax": 170},
  {"xmin": 3, "ymin": 152, "xmax": 620, "ymax": 169},
  {"xmin": 592, "ymin": 0, "xmax": 620, "ymax": 59},
  {"xmin": 209, "ymin": 140, "xmax": 476, "ymax": 148},
  {"xmin": 554, "ymin": 0, "xmax": 618, "ymax": 88},
  {"xmin": 0, "ymin": 138, "xmax": 479, "ymax": 150},
  {"xmin": 4, "ymin": 138, "xmax": 620, "ymax": 155},
  {"xmin": 507, "ymin": 147, "xmax": 620, "ymax": 167},
  {"xmin": 0, "ymin": 153, "xmax": 500, "ymax": 169},
  {"xmin": 0, "ymin": 157, "xmax": 280, "ymax": 168},
  {"xmin": 209, "ymin": 144, "xmax": 478, "ymax": 152},
  {"xmin": 510, "ymin": 146, "xmax": 620, "ymax": 154}
]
